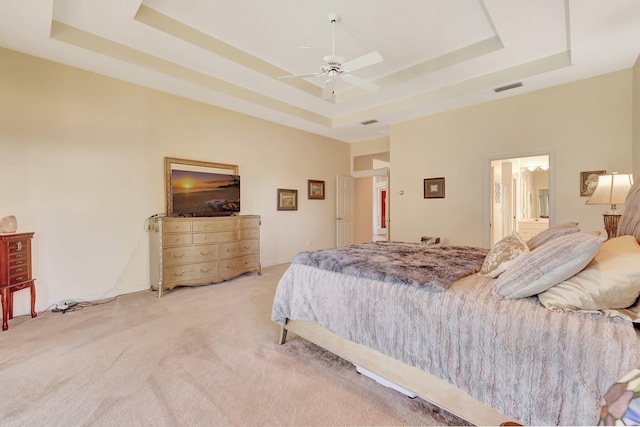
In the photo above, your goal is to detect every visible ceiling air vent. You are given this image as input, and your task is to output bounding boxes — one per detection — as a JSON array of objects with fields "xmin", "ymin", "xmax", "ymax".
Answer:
[
  {"xmin": 361, "ymin": 119, "xmax": 378, "ymax": 126},
  {"xmin": 494, "ymin": 82, "xmax": 523, "ymax": 93}
]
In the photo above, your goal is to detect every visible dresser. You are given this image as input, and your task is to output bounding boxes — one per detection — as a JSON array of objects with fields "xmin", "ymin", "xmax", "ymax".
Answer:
[
  {"xmin": 149, "ymin": 216, "xmax": 261, "ymax": 297},
  {"xmin": 0, "ymin": 232, "xmax": 37, "ymax": 331},
  {"xmin": 517, "ymin": 219, "xmax": 549, "ymax": 241}
]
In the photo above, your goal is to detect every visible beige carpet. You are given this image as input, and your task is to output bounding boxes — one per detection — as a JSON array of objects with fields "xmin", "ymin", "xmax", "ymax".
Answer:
[{"xmin": 0, "ymin": 264, "xmax": 467, "ymax": 426}]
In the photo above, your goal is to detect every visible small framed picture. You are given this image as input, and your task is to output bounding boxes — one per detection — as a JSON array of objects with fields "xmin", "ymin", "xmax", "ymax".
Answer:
[
  {"xmin": 277, "ymin": 189, "xmax": 298, "ymax": 211},
  {"xmin": 580, "ymin": 170, "xmax": 606, "ymax": 197},
  {"xmin": 308, "ymin": 180, "xmax": 325, "ymax": 200},
  {"xmin": 424, "ymin": 177, "xmax": 445, "ymax": 199}
]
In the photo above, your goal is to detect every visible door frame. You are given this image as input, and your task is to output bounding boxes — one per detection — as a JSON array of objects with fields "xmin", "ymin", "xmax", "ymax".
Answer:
[{"xmin": 483, "ymin": 149, "xmax": 555, "ymax": 247}]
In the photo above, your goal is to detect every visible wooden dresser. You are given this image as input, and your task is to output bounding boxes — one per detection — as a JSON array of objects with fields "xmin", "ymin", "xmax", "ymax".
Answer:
[
  {"xmin": 149, "ymin": 216, "xmax": 261, "ymax": 297},
  {"xmin": 0, "ymin": 232, "xmax": 37, "ymax": 331}
]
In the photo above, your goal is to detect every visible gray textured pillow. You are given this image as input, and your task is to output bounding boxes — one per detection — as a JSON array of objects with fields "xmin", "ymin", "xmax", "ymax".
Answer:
[
  {"xmin": 526, "ymin": 221, "xmax": 579, "ymax": 250},
  {"xmin": 493, "ymin": 232, "xmax": 604, "ymax": 299},
  {"xmin": 538, "ymin": 236, "xmax": 640, "ymax": 312},
  {"xmin": 479, "ymin": 232, "xmax": 529, "ymax": 278}
]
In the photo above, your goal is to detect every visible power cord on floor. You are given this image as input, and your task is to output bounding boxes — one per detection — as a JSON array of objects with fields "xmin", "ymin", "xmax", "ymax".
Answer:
[{"xmin": 51, "ymin": 296, "xmax": 118, "ymax": 314}]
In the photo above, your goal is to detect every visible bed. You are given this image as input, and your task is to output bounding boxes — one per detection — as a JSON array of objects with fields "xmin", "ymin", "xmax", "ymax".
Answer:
[{"xmin": 271, "ymin": 184, "xmax": 640, "ymax": 426}]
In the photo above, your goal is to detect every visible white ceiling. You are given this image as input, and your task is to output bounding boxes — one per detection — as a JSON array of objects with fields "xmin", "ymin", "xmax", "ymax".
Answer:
[{"xmin": 2, "ymin": 0, "xmax": 640, "ymax": 143}]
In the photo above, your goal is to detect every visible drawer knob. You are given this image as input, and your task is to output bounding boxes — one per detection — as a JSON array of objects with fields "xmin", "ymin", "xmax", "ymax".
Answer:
[
  {"xmin": 200, "ymin": 267, "xmax": 212, "ymax": 273},
  {"xmin": 226, "ymin": 247, "xmax": 236, "ymax": 252},
  {"xmin": 15, "ymin": 276, "xmax": 23, "ymax": 282},
  {"xmin": 171, "ymin": 252, "xmax": 186, "ymax": 258},
  {"xmin": 17, "ymin": 242, "xmax": 22, "ymax": 251},
  {"xmin": 200, "ymin": 250, "xmax": 212, "ymax": 255},
  {"xmin": 15, "ymin": 255, "xmax": 22, "ymax": 258},
  {"xmin": 171, "ymin": 271, "xmax": 186, "ymax": 277},
  {"xmin": 16, "ymin": 268, "xmax": 22, "ymax": 272}
]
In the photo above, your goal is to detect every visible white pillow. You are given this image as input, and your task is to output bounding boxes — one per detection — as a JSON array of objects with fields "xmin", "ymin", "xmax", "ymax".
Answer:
[
  {"xmin": 538, "ymin": 235, "xmax": 640, "ymax": 312},
  {"xmin": 479, "ymin": 232, "xmax": 529, "ymax": 278},
  {"xmin": 493, "ymin": 232, "xmax": 604, "ymax": 299}
]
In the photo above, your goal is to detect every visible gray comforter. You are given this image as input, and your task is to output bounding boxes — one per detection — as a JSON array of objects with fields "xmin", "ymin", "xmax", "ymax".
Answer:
[
  {"xmin": 292, "ymin": 241, "xmax": 488, "ymax": 291},
  {"xmin": 272, "ymin": 263, "xmax": 640, "ymax": 425}
]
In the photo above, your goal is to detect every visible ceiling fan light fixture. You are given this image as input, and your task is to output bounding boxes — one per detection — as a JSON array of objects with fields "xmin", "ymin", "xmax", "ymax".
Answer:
[{"xmin": 276, "ymin": 12, "xmax": 383, "ymax": 100}]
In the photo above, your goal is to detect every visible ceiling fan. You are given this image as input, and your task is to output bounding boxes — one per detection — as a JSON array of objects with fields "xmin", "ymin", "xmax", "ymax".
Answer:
[{"xmin": 277, "ymin": 13, "xmax": 383, "ymax": 100}]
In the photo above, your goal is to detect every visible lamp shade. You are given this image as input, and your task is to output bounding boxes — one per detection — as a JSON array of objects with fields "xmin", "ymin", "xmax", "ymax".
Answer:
[{"xmin": 585, "ymin": 173, "xmax": 634, "ymax": 207}]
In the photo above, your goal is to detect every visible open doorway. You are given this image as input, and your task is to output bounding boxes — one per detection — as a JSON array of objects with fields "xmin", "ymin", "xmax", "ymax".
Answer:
[
  {"xmin": 485, "ymin": 152, "xmax": 554, "ymax": 247},
  {"xmin": 353, "ymin": 152, "xmax": 390, "ymax": 243},
  {"xmin": 373, "ymin": 175, "xmax": 387, "ymax": 241}
]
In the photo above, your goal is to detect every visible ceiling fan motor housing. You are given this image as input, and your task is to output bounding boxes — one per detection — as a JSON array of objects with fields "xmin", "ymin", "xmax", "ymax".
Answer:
[{"xmin": 323, "ymin": 55, "xmax": 344, "ymax": 68}]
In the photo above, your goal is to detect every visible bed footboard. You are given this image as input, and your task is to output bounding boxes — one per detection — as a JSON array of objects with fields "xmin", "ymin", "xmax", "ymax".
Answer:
[{"xmin": 279, "ymin": 318, "xmax": 521, "ymax": 426}]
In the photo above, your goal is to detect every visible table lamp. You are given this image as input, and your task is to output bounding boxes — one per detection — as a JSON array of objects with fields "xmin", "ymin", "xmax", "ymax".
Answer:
[{"xmin": 585, "ymin": 173, "xmax": 634, "ymax": 239}]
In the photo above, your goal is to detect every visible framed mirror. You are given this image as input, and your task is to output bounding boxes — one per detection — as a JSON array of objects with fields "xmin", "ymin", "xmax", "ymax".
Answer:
[{"xmin": 164, "ymin": 157, "xmax": 239, "ymax": 216}]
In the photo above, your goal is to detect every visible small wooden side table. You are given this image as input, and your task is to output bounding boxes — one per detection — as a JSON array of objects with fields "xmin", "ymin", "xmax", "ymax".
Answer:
[{"xmin": 0, "ymin": 232, "xmax": 37, "ymax": 331}]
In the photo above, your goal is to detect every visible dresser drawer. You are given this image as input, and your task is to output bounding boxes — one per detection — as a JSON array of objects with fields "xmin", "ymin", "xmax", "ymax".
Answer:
[
  {"xmin": 9, "ymin": 253, "xmax": 29, "ymax": 268},
  {"xmin": 162, "ymin": 244, "xmax": 218, "ymax": 266},
  {"xmin": 239, "ymin": 218, "xmax": 259, "ymax": 229},
  {"xmin": 163, "ymin": 261, "xmax": 219, "ymax": 286},
  {"xmin": 9, "ymin": 270, "xmax": 31, "ymax": 285},
  {"xmin": 219, "ymin": 254, "xmax": 260, "ymax": 274},
  {"xmin": 240, "ymin": 229, "xmax": 260, "ymax": 240},
  {"xmin": 162, "ymin": 233, "xmax": 191, "ymax": 247},
  {"xmin": 8, "ymin": 239, "xmax": 29, "ymax": 253},
  {"xmin": 219, "ymin": 240, "xmax": 259, "ymax": 259},
  {"xmin": 193, "ymin": 231, "xmax": 239, "ymax": 244},
  {"xmin": 10, "ymin": 264, "xmax": 29, "ymax": 278},
  {"xmin": 162, "ymin": 220, "xmax": 192, "ymax": 233},
  {"xmin": 192, "ymin": 219, "xmax": 239, "ymax": 232}
]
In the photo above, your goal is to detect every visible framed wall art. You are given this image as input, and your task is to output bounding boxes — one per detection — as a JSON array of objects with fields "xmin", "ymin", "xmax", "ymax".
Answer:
[
  {"xmin": 424, "ymin": 177, "xmax": 445, "ymax": 199},
  {"xmin": 164, "ymin": 157, "xmax": 239, "ymax": 216},
  {"xmin": 308, "ymin": 180, "xmax": 325, "ymax": 200},
  {"xmin": 277, "ymin": 189, "xmax": 298, "ymax": 211},
  {"xmin": 580, "ymin": 170, "xmax": 606, "ymax": 197}
]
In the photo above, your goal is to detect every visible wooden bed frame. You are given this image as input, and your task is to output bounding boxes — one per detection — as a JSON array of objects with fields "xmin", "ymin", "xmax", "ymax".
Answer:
[{"xmin": 279, "ymin": 319, "xmax": 522, "ymax": 426}]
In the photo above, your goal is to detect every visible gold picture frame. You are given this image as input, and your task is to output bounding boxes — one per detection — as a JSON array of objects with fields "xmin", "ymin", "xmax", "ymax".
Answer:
[
  {"xmin": 277, "ymin": 189, "xmax": 298, "ymax": 211},
  {"xmin": 424, "ymin": 177, "xmax": 445, "ymax": 199},
  {"xmin": 164, "ymin": 157, "xmax": 239, "ymax": 216},
  {"xmin": 308, "ymin": 180, "xmax": 325, "ymax": 200},
  {"xmin": 580, "ymin": 170, "xmax": 606, "ymax": 197}
]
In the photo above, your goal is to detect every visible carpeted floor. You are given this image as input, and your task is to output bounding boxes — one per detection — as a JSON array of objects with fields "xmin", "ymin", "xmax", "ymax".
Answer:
[{"xmin": 0, "ymin": 264, "xmax": 468, "ymax": 426}]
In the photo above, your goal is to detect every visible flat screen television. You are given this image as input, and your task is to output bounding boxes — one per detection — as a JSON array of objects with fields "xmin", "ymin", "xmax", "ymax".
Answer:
[{"xmin": 169, "ymin": 169, "xmax": 240, "ymax": 216}]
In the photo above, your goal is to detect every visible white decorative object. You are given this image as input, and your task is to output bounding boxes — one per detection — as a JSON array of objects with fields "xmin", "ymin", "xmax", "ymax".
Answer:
[{"xmin": 0, "ymin": 215, "xmax": 17, "ymax": 233}]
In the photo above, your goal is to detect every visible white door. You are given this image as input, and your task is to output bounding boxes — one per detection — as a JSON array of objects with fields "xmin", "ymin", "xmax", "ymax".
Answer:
[{"xmin": 336, "ymin": 175, "xmax": 354, "ymax": 247}]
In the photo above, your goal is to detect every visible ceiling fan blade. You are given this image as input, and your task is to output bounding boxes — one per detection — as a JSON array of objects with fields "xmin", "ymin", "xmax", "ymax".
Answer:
[
  {"xmin": 277, "ymin": 73, "xmax": 320, "ymax": 81},
  {"xmin": 342, "ymin": 51, "xmax": 383, "ymax": 73},
  {"xmin": 321, "ymin": 78, "xmax": 335, "ymax": 100},
  {"xmin": 342, "ymin": 74, "xmax": 380, "ymax": 93}
]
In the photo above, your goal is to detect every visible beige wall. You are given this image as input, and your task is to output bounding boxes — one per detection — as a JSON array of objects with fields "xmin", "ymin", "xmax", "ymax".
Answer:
[
  {"xmin": 0, "ymin": 47, "xmax": 350, "ymax": 314},
  {"xmin": 391, "ymin": 70, "xmax": 633, "ymax": 246}
]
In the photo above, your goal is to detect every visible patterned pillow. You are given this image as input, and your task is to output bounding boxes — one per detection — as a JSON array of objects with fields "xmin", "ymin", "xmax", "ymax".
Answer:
[
  {"xmin": 538, "ymin": 235, "xmax": 640, "ymax": 312},
  {"xmin": 493, "ymin": 232, "xmax": 604, "ymax": 299},
  {"xmin": 479, "ymin": 232, "xmax": 529, "ymax": 278},
  {"xmin": 526, "ymin": 221, "xmax": 579, "ymax": 250}
]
